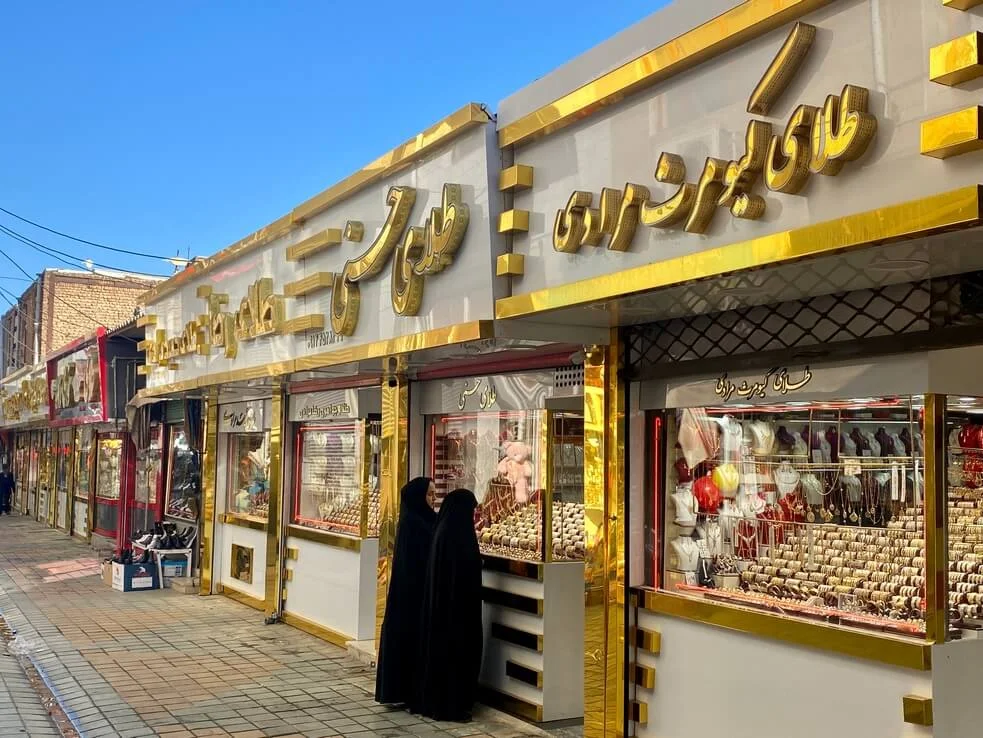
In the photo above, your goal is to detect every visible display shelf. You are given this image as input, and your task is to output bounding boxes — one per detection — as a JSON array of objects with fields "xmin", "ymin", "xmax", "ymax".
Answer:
[
  {"xmin": 657, "ymin": 397, "xmax": 931, "ymax": 637},
  {"xmin": 293, "ymin": 420, "xmax": 380, "ymax": 538}
]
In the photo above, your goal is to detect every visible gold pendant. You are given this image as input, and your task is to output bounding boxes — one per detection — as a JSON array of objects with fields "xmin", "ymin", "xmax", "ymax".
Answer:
[
  {"xmin": 850, "ymin": 511, "xmax": 859, "ymax": 523},
  {"xmin": 807, "ymin": 509, "xmax": 815, "ymax": 523}
]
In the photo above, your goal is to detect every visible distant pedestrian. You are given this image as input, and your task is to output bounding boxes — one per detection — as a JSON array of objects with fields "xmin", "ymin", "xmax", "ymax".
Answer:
[
  {"xmin": 415, "ymin": 488, "xmax": 483, "ymax": 722},
  {"xmin": 375, "ymin": 477, "xmax": 437, "ymax": 706},
  {"xmin": 0, "ymin": 467, "xmax": 14, "ymax": 515}
]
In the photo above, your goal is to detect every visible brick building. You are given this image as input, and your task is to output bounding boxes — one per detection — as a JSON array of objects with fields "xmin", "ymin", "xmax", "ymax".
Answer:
[{"xmin": 1, "ymin": 269, "xmax": 162, "ymax": 375}]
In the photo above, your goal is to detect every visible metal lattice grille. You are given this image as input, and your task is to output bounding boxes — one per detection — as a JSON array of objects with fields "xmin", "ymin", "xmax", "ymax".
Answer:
[
  {"xmin": 554, "ymin": 366, "xmax": 585, "ymax": 389},
  {"xmin": 625, "ymin": 271, "xmax": 983, "ymax": 376}
]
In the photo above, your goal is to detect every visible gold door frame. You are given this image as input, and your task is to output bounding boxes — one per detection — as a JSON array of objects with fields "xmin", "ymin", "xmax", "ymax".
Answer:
[
  {"xmin": 376, "ymin": 358, "xmax": 409, "ymax": 647},
  {"xmin": 584, "ymin": 332, "xmax": 626, "ymax": 738}
]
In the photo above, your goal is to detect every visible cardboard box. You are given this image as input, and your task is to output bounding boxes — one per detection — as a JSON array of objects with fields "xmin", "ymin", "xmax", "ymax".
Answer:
[
  {"xmin": 111, "ymin": 562, "xmax": 159, "ymax": 592},
  {"xmin": 161, "ymin": 560, "xmax": 187, "ymax": 579},
  {"xmin": 101, "ymin": 561, "xmax": 113, "ymax": 587}
]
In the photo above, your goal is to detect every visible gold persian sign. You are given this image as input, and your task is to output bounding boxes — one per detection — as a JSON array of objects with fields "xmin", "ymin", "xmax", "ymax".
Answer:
[
  {"xmin": 714, "ymin": 366, "xmax": 813, "ymax": 403},
  {"xmin": 553, "ymin": 22, "xmax": 877, "ymax": 252},
  {"xmin": 1, "ymin": 376, "xmax": 48, "ymax": 422},
  {"xmin": 145, "ymin": 183, "xmax": 469, "ymax": 371}
]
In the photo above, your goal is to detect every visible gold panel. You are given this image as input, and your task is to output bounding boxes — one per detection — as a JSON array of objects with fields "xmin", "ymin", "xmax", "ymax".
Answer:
[
  {"xmin": 583, "ymin": 334, "xmax": 625, "ymax": 738},
  {"xmin": 924, "ymin": 394, "xmax": 948, "ymax": 643},
  {"xmin": 630, "ymin": 701, "xmax": 648, "ymax": 725},
  {"xmin": 344, "ymin": 220, "xmax": 364, "ymax": 242},
  {"xmin": 136, "ymin": 365, "xmax": 151, "ymax": 376},
  {"xmin": 220, "ymin": 513, "xmax": 269, "ymax": 532},
  {"xmin": 490, "ymin": 622, "xmax": 544, "ymax": 652},
  {"xmin": 498, "ymin": 209, "xmax": 530, "ymax": 234},
  {"xmin": 295, "ymin": 320, "xmax": 493, "ymax": 373},
  {"xmin": 921, "ymin": 107, "xmax": 983, "ymax": 158},
  {"xmin": 496, "ymin": 185, "xmax": 983, "ymax": 320},
  {"xmin": 629, "ymin": 626, "xmax": 661, "ymax": 654},
  {"xmin": 286, "ymin": 524, "xmax": 362, "ymax": 551},
  {"xmin": 498, "ymin": 0, "xmax": 835, "ymax": 148},
  {"xmin": 630, "ymin": 664, "xmax": 656, "ymax": 691},
  {"xmin": 496, "ymin": 253, "xmax": 525, "ymax": 277},
  {"xmin": 930, "ymin": 32, "xmax": 983, "ymax": 86},
  {"xmin": 135, "ymin": 314, "xmax": 156, "ymax": 327},
  {"xmin": 140, "ymin": 321, "xmax": 494, "ymax": 398},
  {"xmin": 218, "ymin": 583, "xmax": 266, "ymax": 612},
  {"xmin": 292, "ymin": 104, "xmax": 487, "ymax": 223},
  {"xmin": 284, "ymin": 272, "xmax": 335, "ymax": 297},
  {"xmin": 641, "ymin": 590, "xmax": 932, "ymax": 671},
  {"xmin": 280, "ymin": 611, "xmax": 349, "ymax": 647},
  {"xmin": 283, "ymin": 314, "xmax": 325, "ymax": 334},
  {"xmin": 478, "ymin": 686, "xmax": 544, "ymax": 723},
  {"xmin": 482, "ymin": 555, "xmax": 544, "ymax": 581},
  {"xmin": 283, "ymin": 568, "xmax": 294, "ymax": 582},
  {"xmin": 285, "ymin": 229, "xmax": 343, "ymax": 262},
  {"xmin": 902, "ymin": 695, "xmax": 934, "ymax": 726},
  {"xmin": 136, "ymin": 339, "xmax": 152, "ymax": 351},
  {"xmin": 199, "ymin": 388, "xmax": 218, "ymax": 596},
  {"xmin": 499, "ymin": 165, "xmax": 534, "ymax": 192},
  {"xmin": 230, "ymin": 544, "xmax": 254, "ymax": 584},
  {"xmin": 140, "ymin": 103, "xmax": 487, "ymax": 305},
  {"xmin": 263, "ymin": 382, "xmax": 284, "ymax": 620},
  {"xmin": 286, "ymin": 546, "xmax": 299, "ymax": 560},
  {"xmin": 944, "ymin": 0, "xmax": 983, "ymax": 9},
  {"xmin": 506, "ymin": 659, "xmax": 543, "ymax": 689},
  {"xmin": 376, "ymin": 366, "xmax": 408, "ymax": 648}
]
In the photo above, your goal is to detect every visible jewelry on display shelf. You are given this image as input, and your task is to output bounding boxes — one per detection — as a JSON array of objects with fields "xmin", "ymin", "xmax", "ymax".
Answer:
[{"xmin": 671, "ymin": 536, "xmax": 700, "ymax": 572}]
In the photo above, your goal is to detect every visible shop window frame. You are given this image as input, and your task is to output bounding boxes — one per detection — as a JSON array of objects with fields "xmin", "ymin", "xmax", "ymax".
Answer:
[
  {"xmin": 635, "ymin": 395, "xmax": 942, "ymax": 672},
  {"xmin": 224, "ymin": 430, "xmax": 271, "ymax": 524}
]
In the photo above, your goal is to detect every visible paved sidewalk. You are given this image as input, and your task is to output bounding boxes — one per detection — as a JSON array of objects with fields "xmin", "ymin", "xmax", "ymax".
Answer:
[{"xmin": 0, "ymin": 515, "xmax": 564, "ymax": 738}]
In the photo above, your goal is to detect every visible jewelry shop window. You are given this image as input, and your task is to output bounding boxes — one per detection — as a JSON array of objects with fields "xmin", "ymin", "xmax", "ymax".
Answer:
[
  {"xmin": 94, "ymin": 435, "xmax": 123, "ymax": 536},
  {"xmin": 165, "ymin": 426, "xmax": 200, "ymax": 521},
  {"xmin": 75, "ymin": 427, "xmax": 94, "ymax": 500},
  {"xmin": 292, "ymin": 419, "xmax": 381, "ymax": 536},
  {"xmin": 135, "ymin": 426, "xmax": 162, "ymax": 507},
  {"xmin": 227, "ymin": 432, "xmax": 270, "ymax": 520},
  {"xmin": 648, "ymin": 393, "xmax": 927, "ymax": 639},
  {"xmin": 428, "ymin": 410, "xmax": 545, "ymax": 561}
]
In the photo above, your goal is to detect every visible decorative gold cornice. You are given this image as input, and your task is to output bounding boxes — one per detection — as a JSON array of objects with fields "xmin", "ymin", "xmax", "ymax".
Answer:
[{"xmin": 140, "ymin": 103, "xmax": 489, "ymax": 305}]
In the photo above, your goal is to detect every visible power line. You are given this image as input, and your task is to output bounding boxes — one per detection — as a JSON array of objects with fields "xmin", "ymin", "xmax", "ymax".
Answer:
[
  {"xmin": 0, "ymin": 245, "xmax": 108, "ymax": 328},
  {"xmin": 0, "ymin": 204, "xmax": 183, "ymax": 263},
  {"xmin": 0, "ymin": 223, "xmax": 164, "ymax": 280}
]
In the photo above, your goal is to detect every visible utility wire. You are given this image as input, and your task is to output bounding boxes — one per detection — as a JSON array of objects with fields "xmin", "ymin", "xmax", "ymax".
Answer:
[
  {"xmin": 0, "ymin": 244, "xmax": 108, "ymax": 328},
  {"xmin": 0, "ymin": 223, "xmax": 164, "ymax": 280},
  {"xmin": 0, "ymin": 204, "xmax": 184, "ymax": 263}
]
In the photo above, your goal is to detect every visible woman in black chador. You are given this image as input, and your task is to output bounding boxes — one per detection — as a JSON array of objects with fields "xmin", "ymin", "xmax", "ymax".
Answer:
[
  {"xmin": 415, "ymin": 488, "xmax": 483, "ymax": 721},
  {"xmin": 375, "ymin": 477, "xmax": 437, "ymax": 705}
]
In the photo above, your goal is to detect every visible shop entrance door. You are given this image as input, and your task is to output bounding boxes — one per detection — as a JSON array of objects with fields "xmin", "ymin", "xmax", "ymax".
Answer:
[
  {"xmin": 36, "ymin": 430, "xmax": 52, "ymax": 524},
  {"xmin": 55, "ymin": 428, "xmax": 74, "ymax": 531},
  {"xmin": 93, "ymin": 434, "xmax": 124, "ymax": 539},
  {"xmin": 27, "ymin": 430, "xmax": 40, "ymax": 517},
  {"xmin": 72, "ymin": 428, "xmax": 94, "ymax": 538}
]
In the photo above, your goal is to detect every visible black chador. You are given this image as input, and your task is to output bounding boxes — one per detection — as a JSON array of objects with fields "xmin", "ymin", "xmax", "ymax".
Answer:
[
  {"xmin": 375, "ymin": 477, "xmax": 437, "ymax": 705},
  {"xmin": 415, "ymin": 488, "xmax": 483, "ymax": 721}
]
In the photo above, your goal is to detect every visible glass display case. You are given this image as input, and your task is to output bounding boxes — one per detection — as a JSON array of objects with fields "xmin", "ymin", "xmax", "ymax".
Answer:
[
  {"xmin": 132, "ymin": 425, "xmax": 162, "ymax": 535},
  {"xmin": 165, "ymin": 425, "xmax": 201, "ymax": 521},
  {"xmin": 14, "ymin": 434, "xmax": 28, "ymax": 510},
  {"xmin": 427, "ymin": 409, "xmax": 585, "ymax": 562},
  {"xmin": 944, "ymin": 397, "xmax": 983, "ymax": 628},
  {"xmin": 292, "ymin": 419, "xmax": 381, "ymax": 537},
  {"xmin": 75, "ymin": 427, "xmax": 94, "ymax": 501},
  {"xmin": 227, "ymin": 431, "xmax": 270, "ymax": 520},
  {"xmin": 648, "ymin": 396, "xmax": 927, "ymax": 638},
  {"xmin": 94, "ymin": 435, "xmax": 123, "ymax": 536}
]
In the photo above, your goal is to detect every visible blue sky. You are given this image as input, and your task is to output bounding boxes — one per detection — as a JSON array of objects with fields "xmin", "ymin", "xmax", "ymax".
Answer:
[{"xmin": 0, "ymin": 1, "xmax": 659, "ymax": 294}]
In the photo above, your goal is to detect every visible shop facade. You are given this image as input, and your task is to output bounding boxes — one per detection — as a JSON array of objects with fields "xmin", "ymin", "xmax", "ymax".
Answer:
[
  {"xmin": 1, "ymin": 365, "xmax": 50, "ymax": 517},
  {"xmin": 46, "ymin": 325, "xmax": 145, "ymax": 547},
  {"xmin": 490, "ymin": 0, "xmax": 983, "ymax": 735},
  {"xmin": 135, "ymin": 99, "xmax": 605, "ymax": 723}
]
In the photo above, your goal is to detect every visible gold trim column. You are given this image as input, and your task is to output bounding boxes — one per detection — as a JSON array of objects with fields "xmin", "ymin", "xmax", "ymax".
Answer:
[
  {"xmin": 923, "ymin": 394, "xmax": 948, "ymax": 642},
  {"xmin": 376, "ymin": 358, "xmax": 409, "ymax": 647},
  {"xmin": 264, "ymin": 380, "xmax": 285, "ymax": 620},
  {"xmin": 199, "ymin": 387, "xmax": 218, "ymax": 596},
  {"xmin": 584, "ymin": 331, "xmax": 626, "ymax": 738}
]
